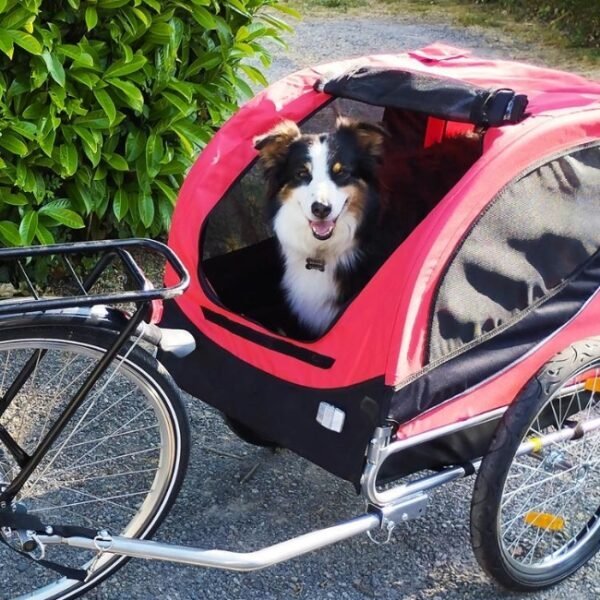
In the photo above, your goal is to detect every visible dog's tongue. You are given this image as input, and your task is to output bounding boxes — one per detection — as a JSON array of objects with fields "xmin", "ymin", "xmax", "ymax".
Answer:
[{"xmin": 310, "ymin": 220, "xmax": 335, "ymax": 237}]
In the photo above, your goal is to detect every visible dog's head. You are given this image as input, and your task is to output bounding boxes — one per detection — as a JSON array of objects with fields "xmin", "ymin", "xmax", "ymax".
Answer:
[{"xmin": 254, "ymin": 117, "xmax": 386, "ymax": 249}]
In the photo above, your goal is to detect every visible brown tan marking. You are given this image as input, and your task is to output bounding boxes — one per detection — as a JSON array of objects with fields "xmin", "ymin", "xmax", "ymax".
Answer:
[
  {"xmin": 342, "ymin": 179, "xmax": 368, "ymax": 221},
  {"xmin": 276, "ymin": 182, "xmax": 295, "ymax": 206},
  {"xmin": 335, "ymin": 116, "xmax": 387, "ymax": 160},
  {"xmin": 253, "ymin": 120, "xmax": 301, "ymax": 170}
]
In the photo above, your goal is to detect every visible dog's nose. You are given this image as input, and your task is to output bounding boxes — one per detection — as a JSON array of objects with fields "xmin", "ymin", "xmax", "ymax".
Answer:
[{"xmin": 311, "ymin": 201, "xmax": 332, "ymax": 219}]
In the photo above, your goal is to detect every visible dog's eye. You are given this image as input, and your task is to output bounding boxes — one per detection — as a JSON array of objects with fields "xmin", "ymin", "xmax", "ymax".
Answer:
[
  {"xmin": 331, "ymin": 163, "xmax": 351, "ymax": 180},
  {"xmin": 295, "ymin": 168, "xmax": 310, "ymax": 180}
]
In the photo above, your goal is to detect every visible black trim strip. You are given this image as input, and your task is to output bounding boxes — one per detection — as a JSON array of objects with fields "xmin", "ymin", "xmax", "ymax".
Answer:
[{"xmin": 201, "ymin": 307, "xmax": 336, "ymax": 369}]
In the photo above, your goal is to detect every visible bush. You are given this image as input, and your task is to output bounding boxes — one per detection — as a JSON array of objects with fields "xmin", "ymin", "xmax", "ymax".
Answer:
[
  {"xmin": 0, "ymin": 0, "xmax": 295, "ymax": 247},
  {"xmin": 475, "ymin": 1, "xmax": 599, "ymax": 48}
]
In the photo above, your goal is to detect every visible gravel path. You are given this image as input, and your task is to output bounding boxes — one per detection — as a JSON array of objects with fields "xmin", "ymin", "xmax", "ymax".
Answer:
[{"xmin": 94, "ymin": 11, "xmax": 600, "ymax": 600}]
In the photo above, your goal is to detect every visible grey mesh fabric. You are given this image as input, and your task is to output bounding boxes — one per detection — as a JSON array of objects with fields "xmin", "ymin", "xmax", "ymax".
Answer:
[{"xmin": 428, "ymin": 144, "xmax": 600, "ymax": 362}]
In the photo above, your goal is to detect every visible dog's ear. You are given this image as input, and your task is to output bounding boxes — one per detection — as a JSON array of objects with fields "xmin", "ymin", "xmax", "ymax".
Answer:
[
  {"xmin": 335, "ymin": 116, "xmax": 388, "ymax": 160},
  {"xmin": 253, "ymin": 120, "xmax": 301, "ymax": 170}
]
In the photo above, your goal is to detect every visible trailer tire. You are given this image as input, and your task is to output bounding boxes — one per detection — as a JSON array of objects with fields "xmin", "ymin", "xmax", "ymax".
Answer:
[{"xmin": 471, "ymin": 338, "xmax": 600, "ymax": 591}]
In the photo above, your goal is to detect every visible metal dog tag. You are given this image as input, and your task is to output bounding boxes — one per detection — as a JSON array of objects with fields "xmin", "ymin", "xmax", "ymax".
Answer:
[{"xmin": 316, "ymin": 402, "xmax": 345, "ymax": 433}]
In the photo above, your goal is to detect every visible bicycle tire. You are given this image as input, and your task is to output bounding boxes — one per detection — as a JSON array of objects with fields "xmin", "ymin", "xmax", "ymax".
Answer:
[{"xmin": 0, "ymin": 323, "xmax": 190, "ymax": 600}]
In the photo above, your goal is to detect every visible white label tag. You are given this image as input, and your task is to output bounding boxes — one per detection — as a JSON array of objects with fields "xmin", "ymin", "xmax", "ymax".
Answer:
[{"xmin": 316, "ymin": 402, "xmax": 345, "ymax": 433}]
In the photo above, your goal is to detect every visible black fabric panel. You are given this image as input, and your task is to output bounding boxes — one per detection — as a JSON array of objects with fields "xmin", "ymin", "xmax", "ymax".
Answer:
[
  {"xmin": 319, "ymin": 67, "xmax": 528, "ymax": 126},
  {"xmin": 159, "ymin": 301, "xmax": 392, "ymax": 485},
  {"xmin": 429, "ymin": 144, "xmax": 600, "ymax": 362},
  {"xmin": 201, "ymin": 307, "xmax": 335, "ymax": 369},
  {"xmin": 390, "ymin": 251, "xmax": 600, "ymax": 424},
  {"xmin": 378, "ymin": 416, "xmax": 500, "ymax": 483}
]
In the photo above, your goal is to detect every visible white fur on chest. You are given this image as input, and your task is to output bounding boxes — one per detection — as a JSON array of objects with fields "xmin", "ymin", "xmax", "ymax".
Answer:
[
  {"xmin": 274, "ymin": 204, "xmax": 359, "ymax": 336},
  {"xmin": 272, "ymin": 137, "xmax": 362, "ymax": 336}
]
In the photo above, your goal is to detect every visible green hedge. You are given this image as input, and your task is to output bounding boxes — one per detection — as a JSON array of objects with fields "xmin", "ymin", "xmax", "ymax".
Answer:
[
  {"xmin": 475, "ymin": 0, "xmax": 599, "ymax": 48},
  {"xmin": 0, "ymin": 0, "xmax": 294, "ymax": 247}
]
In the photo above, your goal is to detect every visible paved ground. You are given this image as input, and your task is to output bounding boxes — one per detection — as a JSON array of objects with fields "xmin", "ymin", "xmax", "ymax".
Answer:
[{"xmin": 94, "ymin": 11, "xmax": 600, "ymax": 600}]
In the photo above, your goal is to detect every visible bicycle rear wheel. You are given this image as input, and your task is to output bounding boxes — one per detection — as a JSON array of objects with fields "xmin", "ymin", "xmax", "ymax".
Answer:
[{"xmin": 0, "ymin": 324, "xmax": 190, "ymax": 600}]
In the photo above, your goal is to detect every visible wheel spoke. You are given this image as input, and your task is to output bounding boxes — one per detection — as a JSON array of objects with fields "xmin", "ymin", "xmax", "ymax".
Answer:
[{"xmin": 0, "ymin": 332, "xmax": 182, "ymax": 599}]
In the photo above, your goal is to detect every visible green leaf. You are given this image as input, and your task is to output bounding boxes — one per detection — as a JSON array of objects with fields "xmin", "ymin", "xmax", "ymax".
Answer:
[
  {"xmin": 1, "ymin": 191, "xmax": 27, "ymax": 206},
  {"xmin": 0, "ymin": 31, "xmax": 13, "ymax": 58},
  {"xmin": 0, "ymin": 133, "xmax": 28, "ymax": 157},
  {"xmin": 0, "ymin": 221, "xmax": 21, "ymax": 246},
  {"xmin": 69, "ymin": 69, "xmax": 100, "ymax": 89},
  {"xmin": 85, "ymin": 6, "xmax": 98, "ymax": 31},
  {"xmin": 10, "ymin": 121, "xmax": 37, "ymax": 141},
  {"xmin": 145, "ymin": 132, "xmax": 163, "ymax": 178},
  {"xmin": 19, "ymin": 210, "xmax": 38, "ymax": 245},
  {"xmin": 104, "ymin": 54, "xmax": 147, "ymax": 78},
  {"xmin": 125, "ymin": 129, "xmax": 146, "ymax": 162},
  {"xmin": 15, "ymin": 160, "xmax": 36, "ymax": 193},
  {"xmin": 93, "ymin": 88, "xmax": 117, "ymax": 125},
  {"xmin": 161, "ymin": 91, "xmax": 195, "ymax": 116},
  {"xmin": 137, "ymin": 192, "xmax": 154, "ymax": 228},
  {"xmin": 6, "ymin": 30, "xmax": 42, "ymax": 55},
  {"xmin": 148, "ymin": 22, "xmax": 172, "ymax": 43},
  {"xmin": 59, "ymin": 143, "xmax": 78, "ymax": 177},
  {"xmin": 103, "ymin": 153, "xmax": 129, "ymax": 171},
  {"xmin": 170, "ymin": 119, "xmax": 211, "ymax": 147},
  {"xmin": 132, "ymin": 7, "xmax": 152, "ymax": 28},
  {"xmin": 42, "ymin": 51, "xmax": 66, "ymax": 87},
  {"xmin": 239, "ymin": 63, "xmax": 269, "ymax": 87},
  {"xmin": 39, "ymin": 205, "xmax": 85, "ymax": 229},
  {"xmin": 271, "ymin": 3, "xmax": 301, "ymax": 18},
  {"xmin": 234, "ymin": 75, "xmax": 253, "ymax": 100},
  {"xmin": 154, "ymin": 178, "xmax": 177, "ymax": 205},
  {"xmin": 185, "ymin": 53, "xmax": 222, "ymax": 77},
  {"xmin": 35, "ymin": 222, "xmax": 55, "ymax": 245},
  {"xmin": 189, "ymin": 5, "xmax": 217, "ymax": 29},
  {"xmin": 226, "ymin": 0, "xmax": 251, "ymax": 17},
  {"xmin": 73, "ymin": 111, "xmax": 111, "ymax": 130},
  {"xmin": 113, "ymin": 188, "xmax": 128, "ymax": 221},
  {"xmin": 106, "ymin": 78, "xmax": 144, "ymax": 112},
  {"xmin": 38, "ymin": 128, "xmax": 56, "ymax": 158}
]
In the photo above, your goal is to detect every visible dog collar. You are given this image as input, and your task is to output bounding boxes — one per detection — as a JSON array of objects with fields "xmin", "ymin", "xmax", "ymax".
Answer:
[{"xmin": 305, "ymin": 257, "xmax": 325, "ymax": 271}]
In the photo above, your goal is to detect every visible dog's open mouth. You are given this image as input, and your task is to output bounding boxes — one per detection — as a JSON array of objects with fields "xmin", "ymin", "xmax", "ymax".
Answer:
[{"xmin": 310, "ymin": 220, "xmax": 336, "ymax": 241}]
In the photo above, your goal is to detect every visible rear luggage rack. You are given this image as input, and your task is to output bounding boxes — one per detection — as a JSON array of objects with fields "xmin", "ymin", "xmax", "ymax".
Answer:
[{"xmin": 0, "ymin": 238, "xmax": 189, "ymax": 315}]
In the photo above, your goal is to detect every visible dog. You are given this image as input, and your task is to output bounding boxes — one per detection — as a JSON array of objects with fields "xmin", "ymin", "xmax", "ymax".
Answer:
[{"xmin": 254, "ymin": 117, "xmax": 481, "ymax": 338}]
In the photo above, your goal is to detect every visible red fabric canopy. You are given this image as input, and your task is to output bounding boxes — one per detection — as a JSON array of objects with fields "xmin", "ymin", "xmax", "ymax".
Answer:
[{"xmin": 165, "ymin": 44, "xmax": 600, "ymax": 437}]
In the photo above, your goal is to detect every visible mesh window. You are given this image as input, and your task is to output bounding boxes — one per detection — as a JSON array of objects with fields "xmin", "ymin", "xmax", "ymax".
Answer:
[{"xmin": 428, "ymin": 144, "xmax": 600, "ymax": 363}]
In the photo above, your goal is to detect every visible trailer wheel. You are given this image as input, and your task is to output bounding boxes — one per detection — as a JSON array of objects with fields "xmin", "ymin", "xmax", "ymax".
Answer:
[{"xmin": 471, "ymin": 338, "xmax": 600, "ymax": 591}]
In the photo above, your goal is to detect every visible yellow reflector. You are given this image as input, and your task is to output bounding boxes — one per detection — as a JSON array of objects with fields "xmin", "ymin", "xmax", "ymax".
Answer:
[
  {"xmin": 584, "ymin": 378, "xmax": 600, "ymax": 392},
  {"xmin": 524, "ymin": 512, "xmax": 565, "ymax": 531},
  {"xmin": 528, "ymin": 436, "xmax": 543, "ymax": 453}
]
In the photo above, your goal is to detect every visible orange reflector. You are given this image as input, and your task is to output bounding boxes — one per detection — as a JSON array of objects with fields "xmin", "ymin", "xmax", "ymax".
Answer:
[
  {"xmin": 524, "ymin": 512, "xmax": 565, "ymax": 531},
  {"xmin": 585, "ymin": 378, "xmax": 600, "ymax": 392}
]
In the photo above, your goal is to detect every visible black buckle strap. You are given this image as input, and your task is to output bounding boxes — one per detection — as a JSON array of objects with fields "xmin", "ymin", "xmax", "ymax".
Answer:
[
  {"xmin": 0, "ymin": 509, "xmax": 99, "ymax": 581},
  {"xmin": 477, "ymin": 88, "xmax": 529, "ymax": 126}
]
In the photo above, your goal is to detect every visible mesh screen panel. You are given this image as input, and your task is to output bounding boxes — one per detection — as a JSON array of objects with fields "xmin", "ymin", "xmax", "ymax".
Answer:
[{"xmin": 429, "ymin": 144, "xmax": 600, "ymax": 362}]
